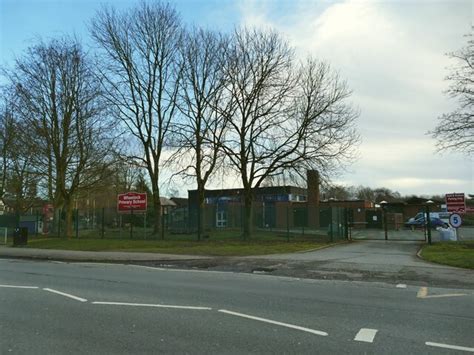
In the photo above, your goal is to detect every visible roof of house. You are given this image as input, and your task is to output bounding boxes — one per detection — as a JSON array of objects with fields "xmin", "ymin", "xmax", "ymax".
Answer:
[
  {"xmin": 170, "ymin": 197, "xmax": 188, "ymax": 207},
  {"xmin": 160, "ymin": 197, "xmax": 177, "ymax": 207}
]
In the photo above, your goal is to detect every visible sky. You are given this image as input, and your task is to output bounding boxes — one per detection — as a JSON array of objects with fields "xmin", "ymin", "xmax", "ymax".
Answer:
[{"xmin": 1, "ymin": 0, "xmax": 473, "ymax": 197}]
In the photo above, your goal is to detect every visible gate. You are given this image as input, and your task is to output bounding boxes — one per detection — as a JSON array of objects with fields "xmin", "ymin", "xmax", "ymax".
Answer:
[{"xmin": 350, "ymin": 209, "xmax": 427, "ymax": 241}]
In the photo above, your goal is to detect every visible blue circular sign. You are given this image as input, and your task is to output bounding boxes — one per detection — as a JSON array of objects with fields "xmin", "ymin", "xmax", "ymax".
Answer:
[{"xmin": 449, "ymin": 213, "xmax": 462, "ymax": 228}]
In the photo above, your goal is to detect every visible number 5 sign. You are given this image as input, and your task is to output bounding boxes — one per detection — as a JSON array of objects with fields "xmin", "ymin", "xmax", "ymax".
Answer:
[{"xmin": 449, "ymin": 213, "xmax": 462, "ymax": 228}]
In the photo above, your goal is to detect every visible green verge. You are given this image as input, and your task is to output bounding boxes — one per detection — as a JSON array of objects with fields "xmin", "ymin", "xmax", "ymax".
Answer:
[
  {"xmin": 21, "ymin": 231, "xmax": 338, "ymax": 256},
  {"xmin": 420, "ymin": 241, "xmax": 474, "ymax": 269}
]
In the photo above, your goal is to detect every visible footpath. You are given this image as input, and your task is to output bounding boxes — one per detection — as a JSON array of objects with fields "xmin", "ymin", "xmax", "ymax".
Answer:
[
  {"xmin": 1, "ymin": 241, "xmax": 473, "ymax": 289},
  {"xmin": 0, "ymin": 247, "xmax": 208, "ymax": 262}
]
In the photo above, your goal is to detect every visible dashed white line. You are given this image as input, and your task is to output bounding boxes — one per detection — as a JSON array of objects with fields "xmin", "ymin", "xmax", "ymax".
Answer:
[
  {"xmin": 354, "ymin": 328, "xmax": 378, "ymax": 343},
  {"xmin": 396, "ymin": 284, "xmax": 407, "ymax": 288},
  {"xmin": 0, "ymin": 284, "xmax": 38, "ymax": 289},
  {"xmin": 43, "ymin": 288, "xmax": 88, "ymax": 302},
  {"xmin": 426, "ymin": 342, "xmax": 474, "ymax": 352},
  {"xmin": 218, "ymin": 309, "xmax": 328, "ymax": 336},
  {"xmin": 92, "ymin": 301, "xmax": 211, "ymax": 310}
]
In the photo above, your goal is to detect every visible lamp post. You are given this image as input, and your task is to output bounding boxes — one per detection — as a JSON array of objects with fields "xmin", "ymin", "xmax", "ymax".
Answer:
[
  {"xmin": 425, "ymin": 200, "xmax": 434, "ymax": 245},
  {"xmin": 380, "ymin": 200, "xmax": 388, "ymax": 241}
]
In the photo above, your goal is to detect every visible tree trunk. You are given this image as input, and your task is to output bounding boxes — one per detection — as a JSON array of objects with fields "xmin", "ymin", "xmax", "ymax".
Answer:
[
  {"xmin": 64, "ymin": 197, "xmax": 74, "ymax": 238},
  {"xmin": 242, "ymin": 191, "xmax": 253, "ymax": 239},
  {"xmin": 197, "ymin": 186, "xmax": 205, "ymax": 241},
  {"xmin": 152, "ymin": 189, "xmax": 161, "ymax": 238}
]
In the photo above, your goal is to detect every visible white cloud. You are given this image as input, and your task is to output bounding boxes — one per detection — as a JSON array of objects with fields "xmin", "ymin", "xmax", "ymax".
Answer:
[
  {"xmin": 381, "ymin": 177, "xmax": 466, "ymax": 190},
  {"xmin": 236, "ymin": 0, "xmax": 473, "ymax": 195}
]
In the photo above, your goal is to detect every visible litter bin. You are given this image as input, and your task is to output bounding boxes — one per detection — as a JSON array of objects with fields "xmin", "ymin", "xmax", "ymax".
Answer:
[
  {"xmin": 438, "ymin": 227, "xmax": 457, "ymax": 242},
  {"xmin": 13, "ymin": 227, "xmax": 28, "ymax": 246}
]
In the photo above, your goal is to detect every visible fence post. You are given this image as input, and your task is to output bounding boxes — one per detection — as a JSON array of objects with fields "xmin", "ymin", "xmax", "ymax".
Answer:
[
  {"xmin": 36, "ymin": 210, "xmax": 39, "ymax": 237},
  {"xmin": 130, "ymin": 208, "xmax": 133, "ymax": 239},
  {"xmin": 286, "ymin": 205, "xmax": 290, "ymax": 242},
  {"xmin": 161, "ymin": 206, "xmax": 165, "ymax": 240},
  {"xmin": 119, "ymin": 214, "xmax": 122, "ymax": 239},
  {"xmin": 101, "ymin": 207, "xmax": 105, "ymax": 239},
  {"xmin": 344, "ymin": 208, "xmax": 349, "ymax": 240},
  {"xmin": 329, "ymin": 207, "xmax": 334, "ymax": 242},
  {"xmin": 302, "ymin": 208, "xmax": 305, "ymax": 236},
  {"xmin": 57, "ymin": 208, "xmax": 61, "ymax": 238},
  {"xmin": 75, "ymin": 209, "xmax": 79, "ymax": 239}
]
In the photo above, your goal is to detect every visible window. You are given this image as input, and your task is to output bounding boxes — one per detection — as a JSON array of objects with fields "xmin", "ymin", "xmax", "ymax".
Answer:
[{"xmin": 216, "ymin": 210, "xmax": 227, "ymax": 228}]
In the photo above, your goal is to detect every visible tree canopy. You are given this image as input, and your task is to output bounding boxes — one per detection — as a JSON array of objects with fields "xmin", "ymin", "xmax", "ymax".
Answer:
[{"xmin": 431, "ymin": 30, "xmax": 473, "ymax": 155}]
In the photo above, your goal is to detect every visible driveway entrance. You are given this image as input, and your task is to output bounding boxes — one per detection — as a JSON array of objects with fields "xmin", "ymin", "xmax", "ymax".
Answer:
[
  {"xmin": 260, "ymin": 239, "xmax": 428, "ymax": 267},
  {"xmin": 351, "ymin": 228, "xmax": 427, "ymax": 241}
]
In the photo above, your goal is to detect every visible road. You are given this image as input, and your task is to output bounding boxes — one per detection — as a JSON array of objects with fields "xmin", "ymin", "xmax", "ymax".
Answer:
[
  {"xmin": 1, "ymin": 258, "xmax": 473, "ymax": 354},
  {"xmin": 172, "ymin": 240, "xmax": 474, "ymax": 289}
]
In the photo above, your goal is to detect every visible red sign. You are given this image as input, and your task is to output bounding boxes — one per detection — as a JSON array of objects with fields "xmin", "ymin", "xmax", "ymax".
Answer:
[
  {"xmin": 117, "ymin": 192, "xmax": 147, "ymax": 213},
  {"xmin": 445, "ymin": 193, "xmax": 466, "ymax": 214}
]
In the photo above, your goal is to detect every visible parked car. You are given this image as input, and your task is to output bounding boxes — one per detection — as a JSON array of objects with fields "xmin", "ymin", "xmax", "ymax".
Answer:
[
  {"xmin": 405, "ymin": 217, "xmax": 448, "ymax": 229},
  {"xmin": 407, "ymin": 212, "xmax": 450, "ymax": 223}
]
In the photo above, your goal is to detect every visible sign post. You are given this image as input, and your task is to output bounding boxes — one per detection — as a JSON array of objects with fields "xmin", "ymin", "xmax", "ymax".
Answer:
[
  {"xmin": 449, "ymin": 213, "xmax": 462, "ymax": 241},
  {"xmin": 117, "ymin": 192, "xmax": 147, "ymax": 239}
]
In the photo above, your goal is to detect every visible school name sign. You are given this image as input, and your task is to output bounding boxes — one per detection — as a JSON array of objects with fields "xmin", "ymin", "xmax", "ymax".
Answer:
[
  {"xmin": 117, "ymin": 192, "xmax": 147, "ymax": 213},
  {"xmin": 445, "ymin": 193, "xmax": 465, "ymax": 214}
]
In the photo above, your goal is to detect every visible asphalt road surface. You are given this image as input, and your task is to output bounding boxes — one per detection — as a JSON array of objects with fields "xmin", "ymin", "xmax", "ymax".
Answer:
[{"xmin": 1, "ymin": 258, "xmax": 473, "ymax": 354}]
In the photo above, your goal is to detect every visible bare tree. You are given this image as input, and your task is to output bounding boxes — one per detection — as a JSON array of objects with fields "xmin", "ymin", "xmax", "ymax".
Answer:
[
  {"xmin": 6, "ymin": 37, "xmax": 114, "ymax": 237},
  {"xmin": 321, "ymin": 184, "xmax": 353, "ymax": 201},
  {"xmin": 356, "ymin": 186, "xmax": 376, "ymax": 202},
  {"xmin": 373, "ymin": 187, "xmax": 401, "ymax": 203},
  {"xmin": 1, "ymin": 113, "xmax": 39, "ymax": 214},
  {"xmin": 91, "ymin": 2, "xmax": 183, "ymax": 237},
  {"xmin": 0, "ymin": 94, "xmax": 38, "ymax": 213},
  {"xmin": 0, "ymin": 98, "xmax": 14, "ymax": 203},
  {"xmin": 431, "ymin": 30, "xmax": 473, "ymax": 155},
  {"xmin": 171, "ymin": 28, "xmax": 228, "ymax": 240},
  {"xmin": 218, "ymin": 28, "xmax": 359, "ymax": 238},
  {"xmin": 354, "ymin": 186, "xmax": 401, "ymax": 203}
]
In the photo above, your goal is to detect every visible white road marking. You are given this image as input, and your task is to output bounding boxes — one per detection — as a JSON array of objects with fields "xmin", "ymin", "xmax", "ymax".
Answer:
[
  {"xmin": 43, "ymin": 288, "xmax": 88, "ymax": 302},
  {"xmin": 354, "ymin": 328, "xmax": 378, "ymax": 343},
  {"xmin": 0, "ymin": 284, "xmax": 38, "ymax": 289},
  {"xmin": 417, "ymin": 287, "xmax": 466, "ymax": 299},
  {"xmin": 92, "ymin": 301, "xmax": 212, "ymax": 310},
  {"xmin": 396, "ymin": 284, "xmax": 407, "ymax": 288},
  {"xmin": 426, "ymin": 341, "xmax": 474, "ymax": 352},
  {"xmin": 218, "ymin": 309, "xmax": 328, "ymax": 336}
]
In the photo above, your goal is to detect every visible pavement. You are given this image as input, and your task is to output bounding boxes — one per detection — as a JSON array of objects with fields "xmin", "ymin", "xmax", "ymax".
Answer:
[
  {"xmin": 0, "ymin": 246, "xmax": 209, "ymax": 262},
  {"xmin": 1, "ymin": 240, "xmax": 474, "ymax": 289}
]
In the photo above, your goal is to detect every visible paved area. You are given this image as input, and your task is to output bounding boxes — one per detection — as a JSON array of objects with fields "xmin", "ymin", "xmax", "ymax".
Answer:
[
  {"xmin": 1, "ymin": 240, "xmax": 473, "ymax": 289},
  {"xmin": 238, "ymin": 240, "xmax": 474, "ymax": 288},
  {"xmin": 0, "ymin": 247, "xmax": 209, "ymax": 262},
  {"xmin": 257, "ymin": 240, "xmax": 429, "ymax": 266},
  {"xmin": 351, "ymin": 226, "xmax": 474, "ymax": 241}
]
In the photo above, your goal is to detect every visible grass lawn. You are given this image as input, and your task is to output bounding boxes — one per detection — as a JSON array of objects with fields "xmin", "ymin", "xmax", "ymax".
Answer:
[
  {"xmin": 19, "ymin": 230, "xmax": 338, "ymax": 256},
  {"xmin": 420, "ymin": 241, "xmax": 474, "ymax": 269}
]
